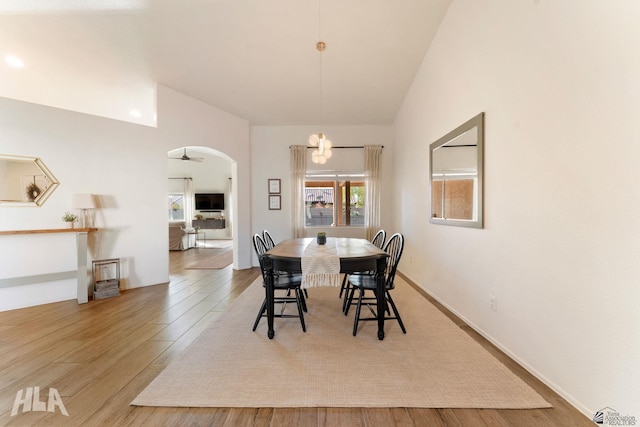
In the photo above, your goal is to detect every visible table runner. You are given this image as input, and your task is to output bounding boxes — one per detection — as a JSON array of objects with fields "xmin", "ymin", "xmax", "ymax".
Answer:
[{"xmin": 301, "ymin": 237, "xmax": 340, "ymax": 288}]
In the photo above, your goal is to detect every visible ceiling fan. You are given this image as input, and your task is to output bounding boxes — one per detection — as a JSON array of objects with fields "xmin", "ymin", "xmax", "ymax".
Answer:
[{"xmin": 169, "ymin": 148, "xmax": 204, "ymax": 162}]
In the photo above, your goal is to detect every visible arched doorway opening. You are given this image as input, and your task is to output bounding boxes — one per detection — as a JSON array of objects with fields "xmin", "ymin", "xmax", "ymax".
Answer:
[{"xmin": 167, "ymin": 146, "xmax": 238, "ymax": 267}]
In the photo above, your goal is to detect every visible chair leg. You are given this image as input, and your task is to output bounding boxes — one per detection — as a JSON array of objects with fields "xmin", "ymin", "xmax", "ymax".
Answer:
[
  {"xmin": 342, "ymin": 285, "xmax": 349, "ymax": 313},
  {"xmin": 284, "ymin": 287, "xmax": 307, "ymax": 312},
  {"xmin": 386, "ymin": 291, "xmax": 406, "ymax": 334},
  {"xmin": 338, "ymin": 274, "xmax": 349, "ymax": 298},
  {"xmin": 352, "ymin": 289, "xmax": 364, "ymax": 336},
  {"xmin": 253, "ymin": 298, "xmax": 267, "ymax": 331},
  {"xmin": 342, "ymin": 279, "xmax": 353, "ymax": 312},
  {"xmin": 295, "ymin": 288, "xmax": 306, "ymax": 332},
  {"xmin": 299, "ymin": 287, "xmax": 308, "ymax": 312},
  {"xmin": 344, "ymin": 286, "xmax": 356, "ymax": 315}
]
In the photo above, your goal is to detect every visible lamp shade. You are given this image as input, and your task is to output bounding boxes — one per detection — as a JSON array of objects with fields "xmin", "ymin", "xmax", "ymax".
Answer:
[{"xmin": 72, "ymin": 193, "xmax": 95, "ymax": 210}]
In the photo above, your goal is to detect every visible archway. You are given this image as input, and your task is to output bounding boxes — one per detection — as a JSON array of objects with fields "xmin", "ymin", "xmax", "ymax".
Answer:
[{"xmin": 167, "ymin": 145, "xmax": 239, "ymax": 268}]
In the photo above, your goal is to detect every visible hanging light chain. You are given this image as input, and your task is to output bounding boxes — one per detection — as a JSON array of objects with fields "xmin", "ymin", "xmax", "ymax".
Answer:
[{"xmin": 309, "ymin": 1, "xmax": 332, "ymax": 164}]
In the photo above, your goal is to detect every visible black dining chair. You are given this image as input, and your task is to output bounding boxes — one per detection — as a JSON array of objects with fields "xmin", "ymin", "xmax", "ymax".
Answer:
[
  {"xmin": 345, "ymin": 232, "xmax": 406, "ymax": 336},
  {"xmin": 339, "ymin": 229, "xmax": 386, "ymax": 312},
  {"xmin": 262, "ymin": 229, "xmax": 276, "ymax": 250},
  {"xmin": 252, "ymin": 234, "xmax": 307, "ymax": 332},
  {"xmin": 264, "ymin": 229, "xmax": 309, "ymax": 300}
]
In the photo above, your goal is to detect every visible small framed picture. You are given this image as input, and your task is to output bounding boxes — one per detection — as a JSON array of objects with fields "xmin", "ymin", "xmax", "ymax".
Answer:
[
  {"xmin": 269, "ymin": 195, "xmax": 281, "ymax": 210},
  {"xmin": 268, "ymin": 178, "xmax": 281, "ymax": 194}
]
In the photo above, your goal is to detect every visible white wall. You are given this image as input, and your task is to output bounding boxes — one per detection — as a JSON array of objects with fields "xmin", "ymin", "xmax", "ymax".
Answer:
[
  {"xmin": 394, "ymin": 0, "xmax": 640, "ymax": 417},
  {"xmin": 0, "ymin": 96, "xmax": 165, "ymax": 311},
  {"xmin": 250, "ymin": 125, "xmax": 394, "ymax": 265},
  {"xmin": 0, "ymin": 85, "xmax": 251, "ymax": 311},
  {"xmin": 157, "ymin": 86, "xmax": 251, "ymax": 269}
]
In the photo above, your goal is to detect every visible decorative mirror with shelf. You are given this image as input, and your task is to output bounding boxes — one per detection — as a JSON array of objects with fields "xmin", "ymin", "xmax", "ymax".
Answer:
[
  {"xmin": 429, "ymin": 112, "xmax": 484, "ymax": 228},
  {"xmin": 0, "ymin": 154, "xmax": 60, "ymax": 207}
]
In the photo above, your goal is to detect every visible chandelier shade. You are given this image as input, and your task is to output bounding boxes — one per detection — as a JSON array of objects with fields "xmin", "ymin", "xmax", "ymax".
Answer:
[{"xmin": 309, "ymin": 133, "xmax": 332, "ymax": 164}]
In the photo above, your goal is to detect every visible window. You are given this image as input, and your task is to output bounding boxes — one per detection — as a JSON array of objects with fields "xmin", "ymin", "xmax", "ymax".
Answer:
[
  {"xmin": 431, "ymin": 170, "xmax": 477, "ymax": 220},
  {"xmin": 431, "ymin": 178, "xmax": 475, "ymax": 220},
  {"xmin": 305, "ymin": 176, "xmax": 365, "ymax": 227},
  {"xmin": 168, "ymin": 194, "xmax": 185, "ymax": 221}
]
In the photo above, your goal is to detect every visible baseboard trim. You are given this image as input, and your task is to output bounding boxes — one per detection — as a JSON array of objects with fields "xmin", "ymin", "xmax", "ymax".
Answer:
[
  {"xmin": 0, "ymin": 271, "xmax": 76, "ymax": 288},
  {"xmin": 397, "ymin": 269, "xmax": 591, "ymax": 419}
]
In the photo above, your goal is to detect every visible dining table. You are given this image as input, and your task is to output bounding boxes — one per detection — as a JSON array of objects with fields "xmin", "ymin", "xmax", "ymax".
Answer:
[{"xmin": 263, "ymin": 237, "xmax": 389, "ymax": 340}]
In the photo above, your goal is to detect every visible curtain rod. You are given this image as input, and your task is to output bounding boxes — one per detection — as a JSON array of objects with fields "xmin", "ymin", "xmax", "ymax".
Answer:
[
  {"xmin": 168, "ymin": 177, "xmax": 193, "ymax": 180},
  {"xmin": 288, "ymin": 145, "xmax": 384, "ymax": 149}
]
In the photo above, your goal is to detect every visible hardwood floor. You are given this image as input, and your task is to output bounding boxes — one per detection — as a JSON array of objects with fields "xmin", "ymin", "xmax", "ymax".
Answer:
[{"xmin": 0, "ymin": 248, "xmax": 592, "ymax": 426}]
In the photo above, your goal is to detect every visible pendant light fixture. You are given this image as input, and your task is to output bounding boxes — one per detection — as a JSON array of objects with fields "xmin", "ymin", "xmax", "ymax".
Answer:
[{"xmin": 309, "ymin": 3, "xmax": 333, "ymax": 164}]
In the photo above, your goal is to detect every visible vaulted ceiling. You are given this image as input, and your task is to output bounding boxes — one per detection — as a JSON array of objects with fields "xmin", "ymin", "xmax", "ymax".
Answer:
[{"xmin": 0, "ymin": 0, "xmax": 452, "ymax": 127}]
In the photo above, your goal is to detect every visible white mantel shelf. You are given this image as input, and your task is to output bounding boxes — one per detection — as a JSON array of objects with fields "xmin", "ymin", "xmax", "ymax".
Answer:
[{"xmin": 0, "ymin": 228, "xmax": 98, "ymax": 304}]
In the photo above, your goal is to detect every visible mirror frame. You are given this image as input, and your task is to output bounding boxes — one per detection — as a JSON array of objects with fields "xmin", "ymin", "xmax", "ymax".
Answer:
[
  {"xmin": 429, "ymin": 112, "xmax": 484, "ymax": 228},
  {"xmin": 0, "ymin": 154, "xmax": 60, "ymax": 207}
]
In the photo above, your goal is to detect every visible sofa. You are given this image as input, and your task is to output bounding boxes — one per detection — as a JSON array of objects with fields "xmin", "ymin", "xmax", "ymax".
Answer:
[{"xmin": 169, "ymin": 222, "xmax": 194, "ymax": 251}]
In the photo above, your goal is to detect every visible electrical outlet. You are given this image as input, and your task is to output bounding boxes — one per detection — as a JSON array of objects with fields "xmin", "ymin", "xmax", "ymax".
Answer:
[{"xmin": 489, "ymin": 295, "xmax": 498, "ymax": 312}]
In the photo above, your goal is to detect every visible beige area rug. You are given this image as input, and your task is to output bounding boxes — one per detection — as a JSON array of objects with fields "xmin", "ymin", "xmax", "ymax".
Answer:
[
  {"xmin": 131, "ymin": 279, "xmax": 552, "ymax": 409},
  {"xmin": 185, "ymin": 249, "xmax": 233, "ymax": 269}
]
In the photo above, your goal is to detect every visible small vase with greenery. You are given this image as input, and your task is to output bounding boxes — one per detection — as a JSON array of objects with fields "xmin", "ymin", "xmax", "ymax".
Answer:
[
  {"xmin": 62, "ymin": 211, "xmax": 78, "ymax": 228},
  {"xmin": 316, "ymin": 231, "xmax": 327, "ymax": 245}
]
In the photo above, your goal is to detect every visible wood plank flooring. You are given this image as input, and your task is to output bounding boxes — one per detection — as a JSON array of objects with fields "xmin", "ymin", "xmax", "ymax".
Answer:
[{"xmin": 0, "ymin": 248, "xmax": 592, "ymax": 426}]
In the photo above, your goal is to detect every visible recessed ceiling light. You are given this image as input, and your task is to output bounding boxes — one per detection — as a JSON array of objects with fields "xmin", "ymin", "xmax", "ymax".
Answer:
[
  {"xmin": 5, "ymin": 55, "xmax": 24, "ymax": 69},
  {"xmin": 129, "ymin": 109, "xmax": 141, "ymax": 118}
]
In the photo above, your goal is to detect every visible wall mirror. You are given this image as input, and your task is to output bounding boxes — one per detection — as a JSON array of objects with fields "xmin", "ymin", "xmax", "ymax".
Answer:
[
  {"xmin": 429, "ymin": 112, "xmax": 484, "ymax": 228},
  {"xmin": 0, "ymin": 154, "xmax": 60, "ymax": 207}
]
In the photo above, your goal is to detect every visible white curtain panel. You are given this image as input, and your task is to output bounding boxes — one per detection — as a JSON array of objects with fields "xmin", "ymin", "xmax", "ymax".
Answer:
[
  {"xmin": 290, "ymin": 145, "xmax": 307, "ymax": 238},
  {"xmin": 364, "ymin": 145, "xmax": 382, "ymax": 240},
  {"xmin": 183, "ymin": 178, "xmax": 194, "ymax": 228}
]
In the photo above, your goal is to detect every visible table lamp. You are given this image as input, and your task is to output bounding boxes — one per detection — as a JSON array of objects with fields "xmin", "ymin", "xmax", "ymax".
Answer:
[{"xmin": 72, "ymin": 193, "xmax": 96, "ymax": 229}]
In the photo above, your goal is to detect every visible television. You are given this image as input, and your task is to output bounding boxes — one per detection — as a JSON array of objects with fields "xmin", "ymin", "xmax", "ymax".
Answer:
[{"xmin": 195, "ymin": 193, "xmax": 225, "ymax": 211}]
